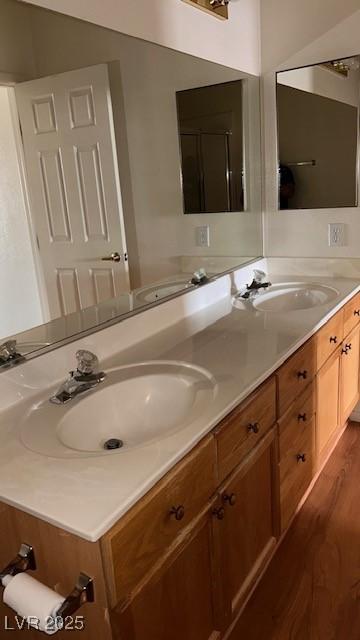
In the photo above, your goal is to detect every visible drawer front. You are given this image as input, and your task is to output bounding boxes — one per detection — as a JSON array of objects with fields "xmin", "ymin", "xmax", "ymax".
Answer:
[
  {"xmin": 101, "ymin": 435, "xmax": 217, "ymax": 607},
  {"xmin": 343, "ymin": 292, "xmax": 360, "ymax": 338},
  {"xmin": 279, "ymin": 416, "xmax": 315, "ymax": 532},
  {"xmin": 278, "ymin": 382, "xmax": 316, "ymax": 461},
  {"xmin": 316, "ymin": 310, "xmax": 344, "ymax": 370},
  {"xmin": 215, "ymin": 377, "xmax": 276, "ymax": 483},
  {"xmin": 277, "ymin": 338, "xmax": 317, "ymax": 416}
]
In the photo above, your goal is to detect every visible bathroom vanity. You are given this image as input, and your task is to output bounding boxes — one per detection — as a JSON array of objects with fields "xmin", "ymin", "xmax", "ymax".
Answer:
[{"xmin": 0, "ymin": 267, "xmax": 359, "ymax": 639}]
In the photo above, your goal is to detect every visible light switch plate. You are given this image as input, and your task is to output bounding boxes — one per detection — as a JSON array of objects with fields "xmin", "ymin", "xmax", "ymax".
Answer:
[
  {"xmin": 196, "ymin": 225, "xmax": 210, "ymax": 247},
  {"xmin": 328, "ymin": 223, "xmax": 346, "ymax": 247}
]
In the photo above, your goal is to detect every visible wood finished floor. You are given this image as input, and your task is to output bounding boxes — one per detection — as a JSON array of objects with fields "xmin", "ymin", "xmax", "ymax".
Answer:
[{"xmin": 229, "ymin": 422, "xmax": 360, "ymax": 640}]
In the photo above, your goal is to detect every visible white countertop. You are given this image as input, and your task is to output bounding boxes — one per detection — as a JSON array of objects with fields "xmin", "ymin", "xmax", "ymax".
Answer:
[{"xmin": 0, "ymin": 267, "xmax": 359, "ymax": 541}]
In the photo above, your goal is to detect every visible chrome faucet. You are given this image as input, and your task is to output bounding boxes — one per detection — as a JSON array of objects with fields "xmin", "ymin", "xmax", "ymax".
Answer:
[
  {"xmin": 241, "ymin": 269, "xmax": 272, "ymax": 299},
  {"xmin": 50, "ymin": 350, "xmax": 106, "ymax": 405},
  {"xmin": 191, "ymin": 268, "xmax": 209, "ymax": 285},
  {"xmin": 0, "ymin": 340, "xmax": 25, "ymax": 367}
]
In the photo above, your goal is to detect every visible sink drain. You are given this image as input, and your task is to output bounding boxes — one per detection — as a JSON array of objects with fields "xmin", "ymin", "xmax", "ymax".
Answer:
[{"xmin": 104, "ymin": 438, "xmax": 124, "ymax": 451}]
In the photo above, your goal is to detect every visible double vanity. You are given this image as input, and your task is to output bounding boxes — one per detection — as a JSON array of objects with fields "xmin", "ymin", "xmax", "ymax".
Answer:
[{"xmin": 0, "ymin": 259, "xmax": 360, "ymax": 638}]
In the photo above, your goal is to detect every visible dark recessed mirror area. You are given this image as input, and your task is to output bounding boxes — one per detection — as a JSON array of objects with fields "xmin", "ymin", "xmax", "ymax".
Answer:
[
  {"xmin": 277, "ymin": 57, "xmax": 360, "ymax": 210},
  {"xmin": 0, "ymin": 0, "xmax": 262, "ymax": 363}
]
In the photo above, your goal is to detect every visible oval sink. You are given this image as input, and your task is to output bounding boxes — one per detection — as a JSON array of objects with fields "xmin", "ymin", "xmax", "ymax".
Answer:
[
  {"xmin": 251, "ymin": 283, "xmax": 339, "ymax": 313},
  {"xmin": 19, "ymin": 361, "xmax": 217, "ymax": 458},
  {"xmin": 135, "ymin": 281, "xmax": 193, "ymax": 304}
]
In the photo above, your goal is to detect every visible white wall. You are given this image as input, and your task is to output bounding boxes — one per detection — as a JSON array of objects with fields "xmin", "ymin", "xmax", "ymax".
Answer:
[
  {"xmin": 261, "ymin": 1, "xmax": 360, "ymax": 259},
  {"xmin": 21, "ymin": 0, "xmax": 261, "ymax": 76},
  {"xmin": 0, "ymin": 87, "xmax": 43, "ymax": 339}
]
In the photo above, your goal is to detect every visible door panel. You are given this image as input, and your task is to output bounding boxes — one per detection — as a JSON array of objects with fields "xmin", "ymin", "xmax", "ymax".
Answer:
[
  {"xmin": 340, "ymin": 326, "xmax": 360, "ymax": 425},
  {"xmin": 15, "ymin": 64, "xmax": 129, "ymax": 319}
]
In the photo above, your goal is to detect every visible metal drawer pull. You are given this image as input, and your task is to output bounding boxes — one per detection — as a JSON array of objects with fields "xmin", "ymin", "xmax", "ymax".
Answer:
[
  {"xmin": 248, "ymin": 422, "xmax": 259, "ymax": 434},
  {"xmin": 223, "ymin": 493, "xmax": 236, "ymax": 506},
  {"xmin": 346, "ymin": 343, "xmax": 352, "ymax": 351},
  {"xmin": 354, "ymin": 309, "xmax": 360, "ymax": 316},
  {"xmin": 296, "ymin": 453, "xmax": 306, "ymax": 463},
  {"xmin": 298, "ymin": 413, "xmax": 307, "ymax": 422},
  {"xmin": 342, "ymin": 347, "xmax": 349, "ymax": 355},
  {"xmin": 329, "ymin": 336, "xmax": 337, "ymax": 344},
  {"xmin": 170, "ymin": 505, "xmax": 185, "ymax": 521},
  {"xmin": 297, "ymin": 370, "xmax": 308, "ymax": 380},
  {"xmin": 212, "ymin": 506, "xmax": 225, "ymax": 520}
]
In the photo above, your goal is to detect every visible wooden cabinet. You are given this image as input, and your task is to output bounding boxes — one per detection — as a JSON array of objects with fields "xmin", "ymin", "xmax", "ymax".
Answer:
[
  {"xmin": 214, "ymin": 377, "xmax": 276, "ymax": 483},
  {"xmin": 316, "ymin": 346, "xmax": 341, "ymax": 460},
  {"xmin": 343, "ymin": 291, "xmax": 360, "ymax": 337},
  {"xmin": 340, "ymin": 324, "xmax": 360, "ymax": 426},
  {"xmin": 316, "ymin": 309, "xmax": 344, "ymax": 370},
  {"xmin": 277, "ymin": 338, "xmax": 317, "ymax": 415},
  {"xmin": 214, "ymin": 429, "xmax": 278, "ymax": 627},
  {"xmin": 111, "ymin": 504, "xmax": 221, "ymax": 640}
]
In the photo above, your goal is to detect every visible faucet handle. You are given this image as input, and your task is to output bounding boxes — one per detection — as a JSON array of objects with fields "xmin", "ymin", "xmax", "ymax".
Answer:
[
  {"xmin": 0, "ymin": 340, "xmax": 19, "ymax": 362},
  {"xmin": 253, "ymin": 269, "xmax": 266, "ymax": 283},
  {"xmin": 76, "ymin": 350, "xmax": 99, "ymax": 375}
]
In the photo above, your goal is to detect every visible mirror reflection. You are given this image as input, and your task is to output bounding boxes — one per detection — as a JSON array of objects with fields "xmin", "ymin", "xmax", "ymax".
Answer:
[
  {"xmin": 0, "ymin": 0, "xmax": 262, "ymax": 357},
  {"xmin": 277, "ymin": 57, "xmax": 360, "ymax": 210}
]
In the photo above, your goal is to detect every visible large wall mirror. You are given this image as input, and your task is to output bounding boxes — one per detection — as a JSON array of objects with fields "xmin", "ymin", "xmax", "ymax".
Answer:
[
  {"xmin": 0, "ymin": 0, "xmax": 262, "ymax": 362},
  {"xmin": 277, "ymin": 57, "xmax": 360, "ymax": 210}
]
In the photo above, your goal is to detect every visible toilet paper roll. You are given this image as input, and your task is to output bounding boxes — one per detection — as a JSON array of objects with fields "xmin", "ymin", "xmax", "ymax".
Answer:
[{"xmin": 3, "ymin": 573, "xmax": 65, "ymax": 635}]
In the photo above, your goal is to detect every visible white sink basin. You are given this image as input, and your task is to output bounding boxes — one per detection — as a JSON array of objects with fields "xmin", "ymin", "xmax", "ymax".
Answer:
[
  {"xmin": 19, "ymin": 361, "xmax": 217, "ymax": 458},
  {"xmin": 251, "ymin": 282, "xmax": 339, "ymax": 312},
  {"xmin": 135, "ymin": 280, "xmax": 193, "ymax": 304}
]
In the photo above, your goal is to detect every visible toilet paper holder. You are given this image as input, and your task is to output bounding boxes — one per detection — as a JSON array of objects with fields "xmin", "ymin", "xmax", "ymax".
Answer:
[
  {"xmin": 1, "ymin": 543, "xmax": 94, "ymax": 619},
  {"xmin": 0, "ymin": 543, "xmax": 36, "ymax": 582}
]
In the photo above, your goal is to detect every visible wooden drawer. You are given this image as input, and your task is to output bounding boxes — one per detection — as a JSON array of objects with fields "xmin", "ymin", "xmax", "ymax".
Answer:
[
  {"xmin": 101, "ymin": 435, "xmax": 217, "ymax": 608},
  {"xmin": 279, "ymin": 416, "xmax": 315, "ymax": 532},
  {"xmin": 277, "ymin": 338, "xmax": 317, "ymax": 416},
  {"xmin": 214, "ymin": 377, "xmax": 276, "ymax": 483},
  {"xmin": 278, "ymin": 382, "xmax": 316, "ymax": 461},
  {"xmin": 316, "ymin": 309, "xmax": 344, "ymax": 370},
  {"xmin": 343, "ymin": 292, "xmax": 360, "ymax": 338}
]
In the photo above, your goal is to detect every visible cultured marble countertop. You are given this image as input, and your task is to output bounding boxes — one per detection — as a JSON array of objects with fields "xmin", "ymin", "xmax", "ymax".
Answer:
[{"xmin": 0, "ymin": 273, "xmax": 359, "ymax": 541}]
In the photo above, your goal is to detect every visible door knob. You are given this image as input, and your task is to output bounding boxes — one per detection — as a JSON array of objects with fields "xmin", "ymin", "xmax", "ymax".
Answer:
[{"xmin": 101, "ymin": 252, "xmax": 121, "ymax": 263}]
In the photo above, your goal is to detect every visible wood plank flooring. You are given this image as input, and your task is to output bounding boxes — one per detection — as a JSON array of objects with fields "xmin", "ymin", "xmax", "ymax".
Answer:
[{"xmin": 229, "ymin": 422, "xmax": 360, "ymax": 640}]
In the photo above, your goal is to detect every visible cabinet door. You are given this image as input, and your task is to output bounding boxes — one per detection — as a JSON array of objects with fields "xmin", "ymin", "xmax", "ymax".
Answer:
[
  {"xmin": 111, "ymin": 506, "xmax": 220, "ymax": 640},
  {"xmin": 316, "ymin": 347, "xmax": 341, "ymax": 459},
  {"xmin": 214, "ymin": 429, "xmax": 278, "ymax": 627},
  {"xmin": 340, "ymin": 325, "xmax": 360, "ymax": 425}
]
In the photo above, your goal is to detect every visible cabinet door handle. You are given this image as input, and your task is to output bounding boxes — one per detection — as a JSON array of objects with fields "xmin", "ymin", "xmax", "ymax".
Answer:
[
  {"xmin": 297, "ymin": 370, "xmax": 308, "ymax": 380},
  {"xmin": 329, "ymin": 336, "xmax": 337, "ymax": 344},
  {"xmin": 298, "ymin": 413, "xmax": 307, "ymax": 422},
  {"xmin": 223, "ymin": 493, "xmax": 236, "ymax": 506},
  {"xmin": 247, "ymin": 422, "xmax": 259, "ymax": 434},
  {"xmin": 212, "ymin": 506, "xmax": 225, "ymax": 520},
  {"xmin": 170, "ymin": 505, "xmax": 185, "ymax": 521},
  {"xmin": 346, "ymin": 343, "xmax": 352, "ymax": 351},
  {"xmin": 342, "ymin": 347, "xmax": 349, "ymax": 355},
  {"xmin": 354, "ymin": 310, "xmax": 360, "ymax": 316},
  {"xmin": 296, "ymin": 453, "xmax": 306, "ymax": 463}
]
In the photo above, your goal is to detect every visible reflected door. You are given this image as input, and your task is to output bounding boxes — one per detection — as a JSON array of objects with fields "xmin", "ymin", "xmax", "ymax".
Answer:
[{"xmin": 15, "ymin": 64, "xmax": 130, "ymax": 320}]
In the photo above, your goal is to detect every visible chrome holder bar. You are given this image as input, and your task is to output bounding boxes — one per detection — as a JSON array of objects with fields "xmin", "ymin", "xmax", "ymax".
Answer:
[
  {"xmin": 0, "ymin": 543, "xmax": 36, "ymax": 583},
  {"xmin": 56, "ymin": 573, "xmax": 94, "ymax": 620}
]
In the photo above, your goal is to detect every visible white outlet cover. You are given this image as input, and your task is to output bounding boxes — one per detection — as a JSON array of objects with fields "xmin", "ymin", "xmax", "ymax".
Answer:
[
  {"xmin": 328, "ymin": 223, "xmax": 346, "ymax": 247},
  {"xmin": 195, "ymin": 225, "xmax": 210, "ymax": 248}
]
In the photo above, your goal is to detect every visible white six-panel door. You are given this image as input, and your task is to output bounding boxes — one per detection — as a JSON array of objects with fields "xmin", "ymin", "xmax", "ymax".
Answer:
[{"xmin": 15, "ymin": 64, "xmax": 130, "ymax": 320}]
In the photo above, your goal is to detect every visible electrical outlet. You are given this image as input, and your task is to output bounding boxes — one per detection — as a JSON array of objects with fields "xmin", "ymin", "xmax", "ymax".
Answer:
[
  {"xmin": 196, "ymin": 225, "xmax": 210, "ymax": 248},
  {"xmin": 328, "ymin": 223, "xmax": 346, "ymax": 247}
]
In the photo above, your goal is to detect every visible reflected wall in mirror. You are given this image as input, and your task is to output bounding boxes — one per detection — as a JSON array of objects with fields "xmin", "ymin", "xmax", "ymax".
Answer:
[
  {"xmin": 277, "ymin": 57, "xmax": 360, "ymax": 210},
  {"xmin": 0, "ymin": 0, "xmax": 262, "ymax": 361}
]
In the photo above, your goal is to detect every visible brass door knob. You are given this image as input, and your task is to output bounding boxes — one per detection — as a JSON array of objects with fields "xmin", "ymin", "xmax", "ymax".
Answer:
[
  {"xmin": 170, "ymin": 505, "xmax": 185, "ymax": 521},
  {"xmin": 212, "ymin": 506, "xmax": 225, "ymax": 520},
  {"xmin": 223, "ymin": 493, "xmax": 236, "ymax": 506}
]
